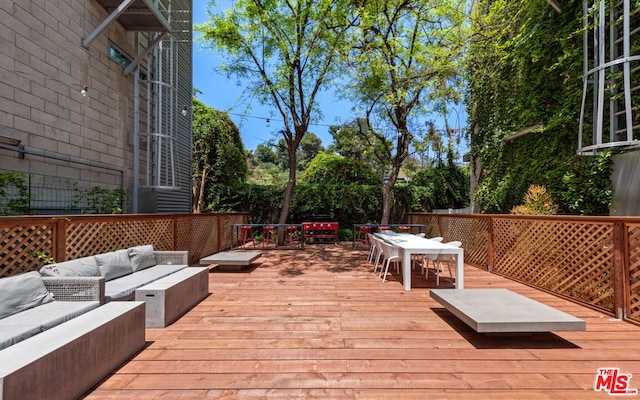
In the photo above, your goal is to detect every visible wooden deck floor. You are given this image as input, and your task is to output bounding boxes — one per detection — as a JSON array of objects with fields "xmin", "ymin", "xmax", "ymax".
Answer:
[{"xmin": 85, "ymin": 244, "xmax": 640, "ymax": 399}]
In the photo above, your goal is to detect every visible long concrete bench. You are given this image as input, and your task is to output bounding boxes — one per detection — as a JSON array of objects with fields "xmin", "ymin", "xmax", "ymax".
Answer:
[
  {"xmin": 135, "ymin": 267, "xmax": 209, "ymax": 328},
  {"xmin": 0, "ymin": 301, "xmax": 145, "ymax": 400},
  {"xmin": 430, "ymin": 288, "xmax": 586, "ymax": 334}
]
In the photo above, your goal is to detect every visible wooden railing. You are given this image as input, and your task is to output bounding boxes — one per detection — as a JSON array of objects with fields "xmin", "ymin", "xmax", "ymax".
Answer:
[
  {"xmin": 3, "ymin": 211, "xmax": 639, "ymax": 325},
  {"xmin": 408, "ymin": 213, "xmax": 640, "ymax": 325},
  {"xmin": 0, "ymin": 213, "xmax": 248, "ymax": 277}
]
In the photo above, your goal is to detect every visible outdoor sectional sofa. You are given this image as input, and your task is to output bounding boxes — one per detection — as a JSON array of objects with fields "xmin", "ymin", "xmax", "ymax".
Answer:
[
  {"xmin": 0, "ymin": 271, "xmax": 145, "ymax": 400},
  {"xmin": 40, "ymin": 245, "xmax": 191, "ymax": 302},
  {"xmin": 0, "ymin": 245, "xmax": 209, "ymax": 399},
  {"xmin": 39, "ymin": 245, "xmax": 209, "ymax": 327}
]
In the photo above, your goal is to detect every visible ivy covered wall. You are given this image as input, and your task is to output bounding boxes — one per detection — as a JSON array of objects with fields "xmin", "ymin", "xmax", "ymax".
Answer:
[{"xmin": 466, "ymin": 0, "xmax": 612, "ymax": 215}]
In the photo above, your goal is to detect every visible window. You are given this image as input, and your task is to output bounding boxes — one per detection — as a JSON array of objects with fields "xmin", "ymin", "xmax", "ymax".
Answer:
[{"xmin": 108, "ymin": 43, "xmax": 148, "ymax": 80}]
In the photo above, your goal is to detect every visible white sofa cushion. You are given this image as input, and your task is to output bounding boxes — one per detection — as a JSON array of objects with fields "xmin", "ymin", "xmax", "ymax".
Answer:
[
  {"xmin": 128, "ymin": 245, "xmax": 157, "ymax": 272},
  {"xmin": 95, "ymin": 249, "xmax": 134, "ymax": 281},
  {"xmin": 0, "ymin": 272, "xmax": 55, "ymax": 319},
  {"xmin": 39, "ymin": 256, "xmax": 101, "ymax": 277},
  {"xmin": 105, "ymin": 264, "xmax": 187, "ymax": 301}
]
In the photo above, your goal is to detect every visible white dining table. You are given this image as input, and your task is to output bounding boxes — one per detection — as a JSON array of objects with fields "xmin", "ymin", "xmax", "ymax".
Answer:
[{"xmin": 375, "ymin": 232, "xmax": 464, "ymax": 291}]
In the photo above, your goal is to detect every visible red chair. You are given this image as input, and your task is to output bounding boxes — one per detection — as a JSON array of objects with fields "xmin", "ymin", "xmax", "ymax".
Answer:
[
  {"xmin": 262, "ymin": 225, "xmax": 277, "ymax": 248},
  {"xmin": 356, "ymin": 225, "xmax": 371, "ymax": 247},
  {"xmin": 285, "ymin": 225, "xmax": 300, "ymax": 247},
  {"xmin": 377, "ymin": 225, "xmax": 391, "ymax": 232},
  {"xmin": 239, "ymin": 225, "xmax": 256, "ymax": 247},
  {"xmin": 398, "ymin": 226, "xmax": 410, "ymax": 233}
]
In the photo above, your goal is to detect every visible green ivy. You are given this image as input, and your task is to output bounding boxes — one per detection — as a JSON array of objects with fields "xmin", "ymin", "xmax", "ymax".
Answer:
[{"xmin": 467, "ymin": 0, "xmax": 612, "ymax": 215}]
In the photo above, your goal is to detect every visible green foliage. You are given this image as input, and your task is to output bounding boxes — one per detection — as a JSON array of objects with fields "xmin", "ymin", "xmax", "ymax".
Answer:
[
  {"xmin": 412, "ymin": 162, "xmax": 470, "ymax": 210},
  {"xmin": 192, "ymin": 98, "xmax": 247, "ymax": 186},
  {"xmin": 0, "ymin": 171, "xmax": 29, "ymax": 215},
  {"xmin": 327, "ymin": 120, "xmax": 389, "ymax": 178},
  {"xmin": 206, "ymin": 183, "xmax": 284, "ymax": 224},
  {"xmin": 27, "ymin": 250, "xmax": 55, "ymax": 265},
  {"xmin": 299, "ymin": 152, "xmax": 380, "ymax": 185},
  {"xmin": 207, "ymin": 181, "xmax": 436, "ymax": 229},
  {"xmin": 559, "ymin": 150, "xmax": 613, "ymax": 215},
  {"xmin": 467, "ymin": 0, "xmax": 612, "ymax": 215},
  {"xmin": 80, "ymin": 187, "xmax": 129, "ymax": 214},
  {"xmin": 192, "ymin": 98, "xmax": 247, "ymax": 212}
]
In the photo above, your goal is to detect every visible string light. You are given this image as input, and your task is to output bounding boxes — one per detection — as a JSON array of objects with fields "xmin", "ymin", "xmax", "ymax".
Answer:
[{"xmin": 227, "ymin": 112, "xmax": 335, "ymax": 128}]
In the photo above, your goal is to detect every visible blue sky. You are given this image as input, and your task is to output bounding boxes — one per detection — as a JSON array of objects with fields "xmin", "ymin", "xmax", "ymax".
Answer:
[{"xmin": 191, "ymin": 0, "xmax": 355, "ymax": 151}]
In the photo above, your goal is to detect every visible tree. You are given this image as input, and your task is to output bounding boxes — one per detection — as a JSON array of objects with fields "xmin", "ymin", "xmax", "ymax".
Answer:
[
  {"xmin": 192, "ymin": 98, "xmax": 248, "ymax": 213},
  {"xmin": 253, "ymin": 143, "xmax": 277, "ymax": 164},
  {"xmin": 299, "ymin": 152, "xmax": 379, "ymax": 185},
  {"xmin": 297, "ymin": 132, "xmax": 324, "ymax": 171},
  {"xmin": 328, "ymin": 119, "xmax": 389, "ymax": 179},
  {"xmin": 197, "ymin": 0, "xmax": 355, "ymax": 232},
  {"xmin": 346, "ymin": 0, "xmax": 468, "ymax": 223}
]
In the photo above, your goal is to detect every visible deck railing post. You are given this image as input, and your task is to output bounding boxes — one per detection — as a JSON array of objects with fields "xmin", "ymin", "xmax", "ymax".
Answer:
[
  {"xmin": 487, "ymin": 216, "xmax": 494, "ymax": 273},
  {"xmin": 53, "ymin": 217, "xmax": 66, "ymax": 262},
  {"xmin": 613, "ymin": 220, "xmax": 627, "ymax": 320}
]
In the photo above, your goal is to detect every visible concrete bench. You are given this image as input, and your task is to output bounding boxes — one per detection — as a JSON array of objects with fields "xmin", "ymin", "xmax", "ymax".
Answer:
[
  {"xmin": 200, "ymin": 251, "xmax": 262, "ymax": 271},
  {"xmin": 0, "ymin": 301, "xmax": 145, "ymax": 400},
  {"xmin": 430, "ymin": 288, "xmax": 586, "ymax": 334},
  {"xmin": 135, "ymin": 267, "xmax": 209, "ymax": 328}
]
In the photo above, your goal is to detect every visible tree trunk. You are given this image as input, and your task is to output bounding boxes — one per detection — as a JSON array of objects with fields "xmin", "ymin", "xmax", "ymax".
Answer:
[
  {"xmin": 277, "ymin": 144, "xmax": 298, "ymax": 244},
  {"xmin": 380, "ymin": 121, "xmax": 411, "ymax": 224},
  {"xmin": 192, "ymin": 167, "xmax": 208, "ymax": 214},
  {"xmin": 380, "ymin": 165, "xmax": 401, "ymax": 224}
]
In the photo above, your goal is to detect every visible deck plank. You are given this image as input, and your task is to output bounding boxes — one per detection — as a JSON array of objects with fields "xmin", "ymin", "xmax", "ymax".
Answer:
[{"xmin": 85, "ymin": 243, "xmax": 640, "ymax": 399}]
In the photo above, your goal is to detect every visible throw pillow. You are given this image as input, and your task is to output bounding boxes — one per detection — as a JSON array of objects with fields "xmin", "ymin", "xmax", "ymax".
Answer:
[
  {"xmin": 0, "ymin": 271, "xmax": 55, "ymax": 319},
  {"xmin": 95, "ymin": 249, "xmax": 133, "ymax": 281},
  {"xmin": 128, "ymin": 245, "xmax": 157, "ymax": 272}
]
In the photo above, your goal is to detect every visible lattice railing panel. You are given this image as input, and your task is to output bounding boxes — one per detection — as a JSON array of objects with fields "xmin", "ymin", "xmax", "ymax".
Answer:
[
  {"xmin": 220, "ymin": 214, "xmax": 245, "ymax": 249},
  {"xmin": 177, "ymin": 216, "xmax": 218, "ymax": 265},
  {"xmin": 627, "ymin": 224, "xmax": 640, "ymax": 323},
  {"xmin": 407, "ymin": 214, "xmax": 440, "ymax": 237},
  {"xmin": 492, "ymin": 218, "xmax": 615, "ymax": 313},
  {"xmin": 0, "ymin": 223, "xmax": 53, "ymax": 275},
  {"xmin": 64, "ymin": 219, "xmax": 173, "ymax": 260},
  {"xmin": 408, "ymin": 214, "xmax": 489, "ymax": 270},
  {"xmin": 436, "ymin": 216, "xmax": 489, "ymax": 269}
]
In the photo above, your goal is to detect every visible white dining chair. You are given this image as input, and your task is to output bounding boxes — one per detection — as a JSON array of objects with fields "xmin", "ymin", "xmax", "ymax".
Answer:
[
  {"xmin": 380, "ymin": 240, "xmax": 402, "ymax": 283},
  {"xmin": 370, "ymin": 236, "xmax": 384, "ymax": 273},
  {"xmin": 366, "ymin": 232, "xmax": 377, "ymax": 263},
  {"xmin": 428, "ymin": 241, "xmax": 462, "ymax": 286},
  {"xmin": 420, "ymin": 237, "xmax": 443, "ymax": 275}
]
